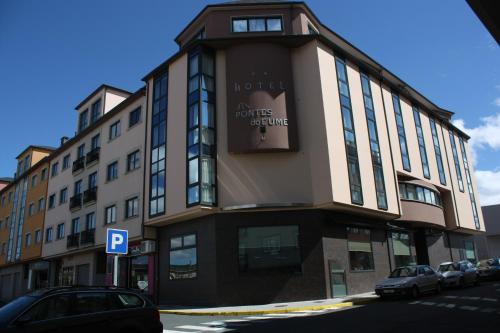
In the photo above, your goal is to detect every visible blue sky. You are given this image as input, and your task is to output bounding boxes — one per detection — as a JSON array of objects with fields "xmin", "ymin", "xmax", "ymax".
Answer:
[{"xmin": 0, "ymin": 0, "xmax": 499, "ymax": 204}]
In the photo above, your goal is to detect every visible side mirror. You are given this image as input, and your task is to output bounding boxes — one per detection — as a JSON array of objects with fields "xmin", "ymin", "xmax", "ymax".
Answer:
[{"xmin": 16, "ymin": 314, "xmax": 33, "ymax": 325}]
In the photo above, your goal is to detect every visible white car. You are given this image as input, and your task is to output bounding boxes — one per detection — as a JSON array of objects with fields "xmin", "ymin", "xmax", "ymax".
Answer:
[
  {"xmin": 375, "ymin": 265, "xmax": 441, "ymax": 298},
  {"xmin": 437, "ymin": 261, "xmax": 478, "ymax": 287}
]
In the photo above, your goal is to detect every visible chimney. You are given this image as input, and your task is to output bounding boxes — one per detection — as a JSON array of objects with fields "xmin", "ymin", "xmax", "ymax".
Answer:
[{"xmin": 60, "ymin": 136, "xmax": 69, "ymax": 146}]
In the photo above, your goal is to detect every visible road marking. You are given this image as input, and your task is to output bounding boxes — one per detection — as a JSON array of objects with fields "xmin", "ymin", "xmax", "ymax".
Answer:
[
  {"xmin": 223, "ymin": 319, "xmax": 249, "ymax": 323},
  {"xmin": 481, "ymin": 308, "xmax": 497, "ymax": 313},
  {"xmin": 264, "ymin": 313, "xmax": 309, "ymax": 317},
  {"xmin": 445, "ymin": 304, "xmax": 456, "ymax": 308},
  {"xmin": 292, "ymin": 309, "xmax": 327, "ymax": 313},
  {"xmin": 444, "ymin": 296, "xmax": 458, "ymax": 299},
  {"xmin": 421, "ymin": 302, "xmax": 436, "ymax": 306},
  {"xmin": 459, "ymin": 306, "xmax": 479, "ymax": 311},
  {"xmin": 462, "ymin": 296, "xmax": 480, "ymax": 300},
  {"xmin": 245, "ymin": 316, "xmax": 270, "ymax": 320},
  {"xmin": 164, "ymin": 330, "xmax": 200, "ymax": 333},
  {"xmin": 436, "ymin": 303, "xmax": 449, "ymax": 307},
  {"xmin": 483, "ymin": 298, "xmax": 498, "ymax": 302},
  {"xmin": 175, "ymin": 325, "xmax": 225, "ymax": 331},
  {"xmin": 408, "ymin": 301, "xmax": 421, "ymax": 305},
  {"xmin": 201, "ymin": 321, "xmax": 226, "ymax": 326}
]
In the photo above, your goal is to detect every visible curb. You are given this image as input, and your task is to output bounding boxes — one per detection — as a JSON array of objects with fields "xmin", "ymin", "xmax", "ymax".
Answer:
[{"xmin": 159, "ymin": 301, "xmax": 355, "ymax": 316}]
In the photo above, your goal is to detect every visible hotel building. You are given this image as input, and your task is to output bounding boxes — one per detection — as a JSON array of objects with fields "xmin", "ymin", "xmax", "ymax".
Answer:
[{"xmin": 141, "ymin": 1, "xmax": 484, "ymax": 305}]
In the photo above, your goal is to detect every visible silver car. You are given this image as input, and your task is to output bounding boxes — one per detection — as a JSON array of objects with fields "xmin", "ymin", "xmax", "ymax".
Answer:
[
  {"xmin": 437, "ymin": 260, "xmax": 478, "ymax": 287},
  {"xmin": 375, "ymin": 265, "xmax": 441, "ymax": 298}
]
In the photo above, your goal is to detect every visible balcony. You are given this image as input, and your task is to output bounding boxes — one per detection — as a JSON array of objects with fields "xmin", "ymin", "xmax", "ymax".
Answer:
[
  {"xmin": 69, "ymin": 194, "xmax": 82, "ymax": 210},
  {"xmin": 86, "ymin": 147, "xmax": 100, "ymax": 165},
  {"xmin": 67, "ymin": 233, "xmax": 80, "ymax": 248},
  {"xmin": 80, "ymin": 229, "xmax": 95, "ymax": 245},
  {"xmin": 83, "ymin": 187, "xmax": 98, "ymax": 205},
  {"xmin": 72, "ymin": 157, "xmax": 85, "ymax": 173}
]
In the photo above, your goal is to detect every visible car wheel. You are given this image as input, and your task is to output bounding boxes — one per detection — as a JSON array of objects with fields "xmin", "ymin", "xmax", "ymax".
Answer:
[{"xmin": 411, "ymin": 286, "xmax": 419, "ymax": 298}]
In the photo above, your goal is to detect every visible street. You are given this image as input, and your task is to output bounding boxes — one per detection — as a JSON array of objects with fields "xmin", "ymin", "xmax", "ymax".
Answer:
[{"xmin": 161, "ymin": 281, "xmax": 500, "ymax": 332}]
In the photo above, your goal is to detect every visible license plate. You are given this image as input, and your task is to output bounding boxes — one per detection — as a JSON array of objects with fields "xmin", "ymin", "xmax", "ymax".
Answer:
[{"xmin": 383, "ymin": 289, "xmax": 395, "ymax": 294}]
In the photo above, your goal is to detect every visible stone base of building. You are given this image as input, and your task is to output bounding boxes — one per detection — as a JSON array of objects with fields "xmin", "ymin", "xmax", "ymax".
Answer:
[
  {"xmin": 0, "ymin": 260, "xmax": 49, "ymax": 303},
  {"xmin": 155, "ymin": 209, "xmax": 478, "ymax": 306}
]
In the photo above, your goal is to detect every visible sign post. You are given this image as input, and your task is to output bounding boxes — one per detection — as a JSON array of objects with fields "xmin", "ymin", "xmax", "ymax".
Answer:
[{"xmin": 106, "ymin": 229, "xmax": 128, "ymax": 287}]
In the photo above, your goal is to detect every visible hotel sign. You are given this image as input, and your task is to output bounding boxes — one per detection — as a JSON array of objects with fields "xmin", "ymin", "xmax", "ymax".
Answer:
[{"xmin": 226, "ymin": 43, "xmax": 298, "ymax": 153}]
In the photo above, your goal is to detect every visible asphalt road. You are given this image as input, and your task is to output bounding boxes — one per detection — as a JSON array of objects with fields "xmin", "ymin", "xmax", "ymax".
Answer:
[{"xmin": 160, "ymin": 281, "xmax": 500, "ymax": 332}]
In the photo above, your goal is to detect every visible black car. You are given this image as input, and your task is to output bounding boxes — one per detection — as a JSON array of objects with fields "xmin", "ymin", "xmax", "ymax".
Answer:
[{"xmin": 0, "ymin": 287, "xmax": 163, "ymax": 333}]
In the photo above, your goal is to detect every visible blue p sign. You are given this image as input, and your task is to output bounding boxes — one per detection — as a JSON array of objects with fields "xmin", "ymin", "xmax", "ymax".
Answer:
[{"xmin": 106, "ymin": 229, "xmax": 128, "ymax": 254}]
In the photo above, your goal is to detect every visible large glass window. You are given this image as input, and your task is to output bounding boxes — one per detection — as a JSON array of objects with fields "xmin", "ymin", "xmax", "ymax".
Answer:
[
  {"xmin": 125, "ymin": 197, "xmax": 139, "ymax": 219},
  {"xmin": 238, "ymin": 225, "xmax": 300, "ymax": 273},
  {"xmin": 412, "ymin": 107, "xmax": 430, "ymax": 179},
  {"xmin": 464, "ymin": 240, "xmax": 476, "ymax": 263},
  {"xmin": 360, "ymin": 73, "xmax": 386, "ymax": 209},
  {"xmin": 336, "ymin": 58, "xmax": 363, "ymax": 205},
  {"xmin": 429, "ymin": 118, "xmax": 446, "ymax": 185},
  {"xmin": 149, "ymin": 71, "xmax": 168, "ymax": 216},
  {"xmin": 459, "ymin": 138, "xmax": 480, "ymax": 229},
  {"xmin": 129, "ymin": 107, "xmax": 141, "ymax": 128},
  {"xmin": 187, "ymin": 48, "xmax": 216, "ymax": 206},
  {"xmin": 391, "ymin": 94, "xmax": 411, "ymax": 171},
  {"xmin": 57, "ymin": 223, "xmax": 65, "ymax": 240},
  {"xmin": 127, "ymin": 150, "xmax": 140, "ymax": 172},
  {"xmin": 105, "ymin": 205, "xmax": 117, "ymax": 225},
  {"xmin": 232, "ymin": 16, "xmax": 282, "ymax": 33},
  {"xmin": 109, "ymin": 121, "xmax": 121, "ymax": 140},
  {"xmin": 449, "ymin": 131, "xmax": 464, "ymax": 192},
  {"xmin": 169, "ymin": 234, "xmax": 197, "ymax": 280},
  {"xmin": 86, "ymin": 212, "xmax": 96, "ymax": 230},
  {"xmin": 399, "ymin": 182, "xmax": 442, "ymax": 207},
  {"xmin": 392, "ymin": 232, "xmax": 414, "ymax": 268},
  {"xmin": 347, "ymin": 227, "xmax": 374, "ymax": 271},
  {"xmin": 106, "ymin": 162, "xmax": 118, "ymax": 182},
  {"xmin": 62, "ymin": 154, "xmax": 71, "ymax": 170}
]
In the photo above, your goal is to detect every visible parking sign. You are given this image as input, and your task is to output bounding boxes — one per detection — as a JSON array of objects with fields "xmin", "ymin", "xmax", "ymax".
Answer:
[{"xmin": 106, "ymin": 229, "xmax": 128, "ymax": 254}]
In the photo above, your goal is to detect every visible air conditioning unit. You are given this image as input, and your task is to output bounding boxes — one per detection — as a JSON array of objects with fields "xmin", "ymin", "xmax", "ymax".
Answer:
[{"xmin": 140, "ymin": 240, "xmax": 156, "ymax": 254}]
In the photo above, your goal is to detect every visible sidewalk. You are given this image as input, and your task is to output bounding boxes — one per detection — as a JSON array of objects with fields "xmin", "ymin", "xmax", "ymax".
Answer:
[{"xmin": 159, "ymin": 291, "xmax": 379, "ymax": 316}]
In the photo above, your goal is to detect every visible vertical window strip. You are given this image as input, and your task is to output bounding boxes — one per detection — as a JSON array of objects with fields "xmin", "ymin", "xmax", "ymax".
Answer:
[
  {"xmin": 149, "ymin": 71, "xmax": 168, "ymax": 216},
  {"xmin": 449, "ymin": 131, "xmax": 465, "ymax": 192},
  {"xmin": 459, "ymin": 138, "xmax": 480, "ymax": 229},
  {"xmin": 360, "ymin": 73, "xmax": 387, "ymax": 209},
  {"xmin": 14, "ymin": 178, "xmax": 28, "ymax": 261},
  {"xmin": 335, "ymin": 58, "xmax": 363, "ymax": 205},
  {"xmin": 429, "ymin": 119, "xmax": 447, "ymax": 185},
  {"xmin": 6, "ymin": 183, "xmax": 21, "ymax": 262},
  {"xmin": 391, "ymin": 94, "xmax": 411, "ymax": 171},
  {"xmin": 412, "ymin": 107, "xmax": 431, "ymax": 179},
  {"xmin": 186, "ymin": 48, "xmax": 216, "ymax": 206}
]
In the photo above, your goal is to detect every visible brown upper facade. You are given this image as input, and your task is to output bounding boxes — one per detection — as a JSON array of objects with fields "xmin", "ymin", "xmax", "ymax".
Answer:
[{"xmin": 142, "ymin": 1, "xmax": 484, "ymax": 233}]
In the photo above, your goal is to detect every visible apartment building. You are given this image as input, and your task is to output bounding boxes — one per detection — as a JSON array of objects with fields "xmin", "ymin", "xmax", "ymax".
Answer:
[
  {"xmin": 138, "ymin": 1, "xmax": 485, "ymax": 306},
  {"xmin": 0, "ymin": 146, "xmax": 53, "ymax": 302},
  {"xmin": 41, "ymin": 85, "xmax": 154, "ymax": 296},
  {"xmin": 475, "ymin": 205, "xmax": 500, "ymax": 259}
]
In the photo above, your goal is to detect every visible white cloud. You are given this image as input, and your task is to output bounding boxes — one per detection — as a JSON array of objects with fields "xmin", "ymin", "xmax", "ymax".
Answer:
[
  {"xmin": 494, "ymin": 98, "xmax": 500, "ymax": 107},
  {"xmin": 476, "ymin": 170, "xmax": 500, "ymax": 206},
  {"xmin": 453, "ymin": 114, "xmax": 500, "ymax": 206},
  {"xmin": 453, "ymin": 113, "xmax": 500, "ymax": 165}
]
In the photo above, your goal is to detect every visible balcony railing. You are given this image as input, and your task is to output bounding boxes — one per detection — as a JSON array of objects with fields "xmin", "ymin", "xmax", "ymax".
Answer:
[
  {"xmin": 80, "ymin": 229, "xmax": 95, "ymax": 245},
  {"xmin": 83, "ymin": 187, "xmax": 98, "ymax": 204},
  {"xmin": 69, "ymin": 193, "xmax": 82, "ymax": 210},
  {"xmin": 72, "ymin": 157, "xmax": 85, "ymax": 173},
  {"xmin": 67, "ymin": 233, "xmax": 80, "ymax": 248},
  {"xmin": 86, "ymin": 147, "xmax": 100, "ymax": 165}
]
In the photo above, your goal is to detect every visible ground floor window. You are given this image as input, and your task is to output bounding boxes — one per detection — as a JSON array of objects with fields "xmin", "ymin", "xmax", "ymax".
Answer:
[
  {"xmin": 169, "ymin": 234, "xmax": 197, "ymax": 280},
  {"xmin": 392, "ymin": 232, "xmax": 415, "ymax": 268},
  {"xmin": 347, "ymin": 227, "xmax": 374, "ymax": 271},
  {"xmin": 463, "ymin": 240, "xmax": 476, "ymax": 264},
  {"xmin": 59, "ymin": 266, "xmax": 74, "ymax": 286},
  {"xmin": 238, "ymin": 225, "xmax": 301, "ymax": 273}
]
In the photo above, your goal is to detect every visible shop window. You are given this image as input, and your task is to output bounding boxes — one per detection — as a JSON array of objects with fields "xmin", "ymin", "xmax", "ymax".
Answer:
[
  {"xmin": 169, "ymin": 234, "xmax": 197, "ymax": 280},
  {"xmin": 463, "ymin": 240, "xmax": 476, "ymax": 264},
  {"xmin": 238, "ymin": 225, "xmax": 301, "ymax": 273},
  {"xmin": 392, "ymin": 232, "xmax": 415, "ymax": 268},
  {"xmin": 60, "ymin": 266, "xmax": 74, "ymax": 286},
  {"xmin": 347, "ymin": 227, "xmax": 374, "ymax": 271}
]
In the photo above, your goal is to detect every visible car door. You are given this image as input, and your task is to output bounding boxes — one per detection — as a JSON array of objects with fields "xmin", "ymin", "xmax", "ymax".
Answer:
[
  {"xmin": 416, "ymin": 267, "xmax": 427, "ymax": 290},
  {"xmin": 422, "ymin": 266, "xmax": 436, "ymax": 291},
  {"xmin": 106, "ymin": 292, "xmax": 150, "ymax": 332},
  {"xmin": 13, "ymin": 293, "xmax": 73, "ymax": 333},
  {"xmin": 63, "ymin": 292, "xmax": 113, "ymax": 333}
]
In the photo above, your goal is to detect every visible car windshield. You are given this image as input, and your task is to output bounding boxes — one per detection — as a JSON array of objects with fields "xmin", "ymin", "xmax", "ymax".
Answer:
[
  {"xmin": 390, "ymin": 267, "xmax": 417, "ymax": 278},
  {"xmin": 0, "ymin": 296, "xmax": 37, "ymax": 326},
  {"xmin": 438, "ymin": 263, "xmax": 457, "ymax": 272}
]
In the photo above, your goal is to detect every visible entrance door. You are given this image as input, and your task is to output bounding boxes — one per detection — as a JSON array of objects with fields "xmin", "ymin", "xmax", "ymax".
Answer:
[
  {"xmin": 329, "ymin": 261, "xmax": 347, "ymax": 298},
  {"xmin": 75, "ymin": 264, "xmax": 90, "ymax": 286},
  {"xmin": 414, "ymin": 229, "xmax": 430, "ymax": 265}
]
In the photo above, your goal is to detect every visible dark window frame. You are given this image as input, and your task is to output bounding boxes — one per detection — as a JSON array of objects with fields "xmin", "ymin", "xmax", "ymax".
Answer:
[
  {"xmin": 391, "ymin": 93, "xmax": 411, "ymax": 172},
  {"xmin": 459, "ymin": 137, "xmax": 480, "ymax": 230},
  {"xmin": 429, "ymin": 118, "xmax": 447, "ymax": 185},
  {"xmin": 109, "ymin": 121, "xmax": 121, "ymax": 140},
  {"xmin": 449, "ymin": 130, "xmax": 465, "ymax": 192},
  {"xmin": 129, "ymin": 107, "xmax": 142, "ymax": 128},
  {"xmin": 412, "ymin": 106, "xmax": 431, "ymax": 179},
  {"xmin": 169, "ymin": 233, "xmax": 198, "ymax": 280},
  {"xmin": 231, "ymin": 16, "xmax": 283, "ymax": 33},
  {"xmin": 125, "ymin": 197, "xmax": 139, "ymax": 219},
  {"xmin": 346, "ymin": 226, "xmax": 375, "ymax": 272},
  {"xmin": 127, "ymin": 150, "xmax": 141, "ymax": 172}
]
